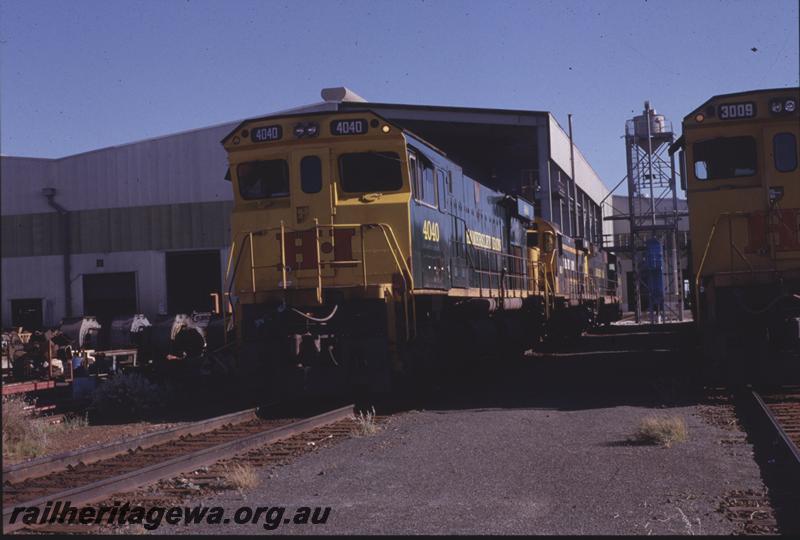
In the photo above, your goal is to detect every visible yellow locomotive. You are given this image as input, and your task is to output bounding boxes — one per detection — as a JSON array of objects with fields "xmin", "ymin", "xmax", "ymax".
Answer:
[
  {"xmin": 221, "ymin": 111, "xmax": 619, "ymax": 396},
  {"xmin": 674, "ymin": 87, "xmax": 800, "ymax": 379}
]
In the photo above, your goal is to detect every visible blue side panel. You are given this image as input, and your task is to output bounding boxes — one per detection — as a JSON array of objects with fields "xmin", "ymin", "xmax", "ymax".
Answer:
[{"xmin": 405, "ymin": 132, "xmax": 531, "ymax": 293}]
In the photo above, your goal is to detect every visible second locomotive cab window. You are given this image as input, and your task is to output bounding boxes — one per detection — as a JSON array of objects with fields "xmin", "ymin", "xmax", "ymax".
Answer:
[
  {"xmin": 237, "ymin": 159, "xmax": 290, "ymax": 199},
  {"xmin": 301, "ymin": 155, "xmax": 322, "ymax": 193},
  {"xmin": 692, "ymin": 136, "xmax": 757, "ymax": 180},
  {"xmin": 773, "ymin": 132, "xmax": 797, "ymax": 172},
  {"xmin": 338, "ymin": 152, "xmax": 402, "ymax": 193},
  {"xmin": 420, "ymin": 161, "xmax": 437, "ymax": 206}
]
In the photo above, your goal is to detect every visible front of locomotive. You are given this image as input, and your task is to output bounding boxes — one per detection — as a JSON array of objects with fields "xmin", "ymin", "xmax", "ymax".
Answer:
[
  {"xmin": 222, "ymin": 112, "xmax": 414, "ymax": 397},
  {"xmin": 682, "ymin": 88, "xmax": 800, "ymax": 378}
]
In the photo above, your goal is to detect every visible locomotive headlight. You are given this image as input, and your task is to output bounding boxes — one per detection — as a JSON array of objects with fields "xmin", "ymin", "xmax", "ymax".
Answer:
[
  {"xmin": 785, "ymin": 99, "xmax": 797, "ymax": 113},
  {"xmin": 694, "ymin": 113, "xmax": 705, "ymax": 123},
  {"xmin": 381, "ymin": 124, "xmax": 391, "ymax": 133}
]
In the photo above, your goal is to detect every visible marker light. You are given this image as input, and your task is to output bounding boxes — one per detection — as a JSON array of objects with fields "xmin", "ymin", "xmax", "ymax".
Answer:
[
  {"xmin": 381, "ymin": 125, "xmax": 391, "ymax": 133},
  {"xmin": 694, "ymin": 113, "xmax": 705, "ymax": 123},
  {"xmin": 771, "ymin": 101, "xmax": 784, "ymax": 114},
  {"xmin": 785, "ymin": 99, "xmax": 797, "ymax": 113},
  {"xmin": 293, "ymin": 122, "xmax": 321, "ymax": 138}
]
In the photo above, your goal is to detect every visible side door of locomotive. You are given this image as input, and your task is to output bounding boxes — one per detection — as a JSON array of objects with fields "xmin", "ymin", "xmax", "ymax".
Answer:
[
  {"xmin": 410, "ymin": 152, "xmax": 448, "ymax": 289},
  {"xmin": 449, "ymin": 170, "xmax": 468, "ymax": 288},
  {"xmin": 761, "ymin": 123, "xmax": 800, "ymax": 255},
  {"xmin": 287, "ymin": 148, "xmax": 338, "ymax": 278}
]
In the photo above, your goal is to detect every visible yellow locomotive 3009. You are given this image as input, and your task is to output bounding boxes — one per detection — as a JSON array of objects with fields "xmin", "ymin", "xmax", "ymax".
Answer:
[{"xmin": 672, "ymin": 87, "xmax": 800, "ymax": 381}]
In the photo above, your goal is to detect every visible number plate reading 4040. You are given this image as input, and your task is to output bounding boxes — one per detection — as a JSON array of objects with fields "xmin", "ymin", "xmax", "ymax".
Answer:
[
  {"xmin": 251, "ymin": 125, "xmax": 283, "ymax": 142},
  {"xmin": 718, "ymin": 102, "xmax": 756, "ymax": 120},
  {"xmin": 330, "ymin": 119, "xmax": 367, "ymax": 136},
  {"xmin": 422, "ymin": 220, "xmax": 440, "ymax": 242}
]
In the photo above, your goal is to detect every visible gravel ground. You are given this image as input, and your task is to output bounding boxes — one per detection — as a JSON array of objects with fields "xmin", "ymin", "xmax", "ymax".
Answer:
[{"xmin": 153, "ymin": 401, "xmax": 764, "ymax": 535}]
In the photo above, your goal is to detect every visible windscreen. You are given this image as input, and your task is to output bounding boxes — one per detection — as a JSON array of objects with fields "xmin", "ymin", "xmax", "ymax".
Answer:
[
  {"xmin": 338, "ymin": 152, "xmax": 403, "ymax": 193},
  {"xmin": 693, "ymin": 137, "xmax": 757, "ymax": 180},
  {"xmin": 237, "ymin": 160, "xmax": 290, "ymax": 199}
]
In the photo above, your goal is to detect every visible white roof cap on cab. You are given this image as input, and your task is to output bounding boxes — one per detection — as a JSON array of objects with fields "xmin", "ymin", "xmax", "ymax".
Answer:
[{"xmin": 321, "ymin": 87, "xmax": 368, "ymax": 103}]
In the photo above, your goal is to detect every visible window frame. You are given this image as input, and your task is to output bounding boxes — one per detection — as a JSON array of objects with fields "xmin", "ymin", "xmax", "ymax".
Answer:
[
  {"xmin": 412, "ymin": 152, "xmax": 438, "ymax": 209},
  {"xmin": 773, "ymin": 132, "xmax": 798, "ymax": 173},
  {"xmin": 300, "ymin": 155, "xmax": 323, "ymax": 194},
  {"xmin": 236, "ymin": 159, "xmax": 291, "ymax": 200},
  {"xmin": 337, "ymin": 151, "xmax": 403, "ymax": 194},
  {"xmin": 692, "ymin": 136, "xmax": 758, "ymax": 181}
]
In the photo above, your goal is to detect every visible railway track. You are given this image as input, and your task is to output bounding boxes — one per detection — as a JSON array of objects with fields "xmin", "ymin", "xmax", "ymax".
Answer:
[
  {"xmin": 2, "ymin": 404, "xmax": 357, "ymax": 533},
  {"xmin": 716, "ymin": 386, "xmax": 800, "ymax": 535},
  {"xmin": 753, "ymin": 386, "xmax": 800, "ymax": 465}
]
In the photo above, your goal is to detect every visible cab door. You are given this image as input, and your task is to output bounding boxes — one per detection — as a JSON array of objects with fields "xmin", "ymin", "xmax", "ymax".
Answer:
[
  {"xmin": 761, "ymin": 125, "xmax": 800, "ymax": 258},
  {"xmin": 285, "ymin": 149, "xmax": 336, "ymax": 279}
]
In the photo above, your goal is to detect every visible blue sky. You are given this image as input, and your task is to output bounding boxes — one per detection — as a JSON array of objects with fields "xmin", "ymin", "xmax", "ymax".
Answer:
[{"xmin": 1, "ymin": 0, "xmax": 798, "ymax": 189}]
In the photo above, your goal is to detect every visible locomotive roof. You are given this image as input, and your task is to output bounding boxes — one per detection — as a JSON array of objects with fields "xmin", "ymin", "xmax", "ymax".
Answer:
[
  {"xmin": 684, "ymin": 86, "xmax": 800, "ymax": 120},
  {"xmin": 221, "ymin": 109, "xmax": 449, "ymax": 157}
]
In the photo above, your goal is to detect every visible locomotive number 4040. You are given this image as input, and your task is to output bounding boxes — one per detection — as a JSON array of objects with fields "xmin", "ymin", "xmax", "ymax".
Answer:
[{"xmin": 422, "ymin": 219, "xmax": 440, "ymax": 242}]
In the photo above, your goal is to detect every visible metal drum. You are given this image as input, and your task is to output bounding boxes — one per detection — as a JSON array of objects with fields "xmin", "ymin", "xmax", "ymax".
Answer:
[
  {"xmin": 108, "ymin": 314, "xmax": 151, "ymax": 350},
  {"xmin": 150, "ymin": 314, "xmax": 206, "ymax": 360},
  {"xmin": 59, "ymin": 316, "xmax": 102, "ymax": 350}
]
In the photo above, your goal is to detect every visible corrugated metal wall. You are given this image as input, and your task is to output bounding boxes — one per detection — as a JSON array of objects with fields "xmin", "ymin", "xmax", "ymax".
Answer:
[
  {"xmin": 2, "ymin": 201, "xmax": 232, "ymax": 258},
  {"xmin": 1, "ymin": 122, "xmax": 240, "ymax": 327},
  {"xmin": 1, "ymin": 122, "xmax": 236, "ymax": 216}
]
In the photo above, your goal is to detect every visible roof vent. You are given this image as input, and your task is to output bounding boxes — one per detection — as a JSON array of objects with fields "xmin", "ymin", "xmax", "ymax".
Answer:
[{"xmin": 321, "ymin": 87, "xmax": 367, "ymax": 103}]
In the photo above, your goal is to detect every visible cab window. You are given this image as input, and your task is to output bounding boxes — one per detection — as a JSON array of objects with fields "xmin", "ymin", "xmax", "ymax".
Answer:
[
  {"xmin": 526, "ymin": 231, "xmax": 539, "ymax": 248},
  {"xmin": 437, "ymin": 169, "xmax": 448, "ymax": 210},
  {"xmin": 301, "ymin": 156, "xmax": 322, "ymax": 193},
  {"xmin": 412, "ymin": 153, "xmax": 437, "ymax": 206},
  {"xmin": 421, "ymin": 162, "xmax": 437, "ymax": 206},
  {"xmin": 237, "ymin": 160, "xmax": 289, "ymax": 200},
  {"xmin": 693, "ymin": 136, "xmax": 757, "ymax": 180},
  {"xmin": 338, "ymin": 152, "xmax": 402, "ymax": 193},
  {"xmin": 544, "ymin": 234, "xmax": 554, "ymax": 252},
  {"xmin": 773, "ymin": 132, "xmax": 798, "ymax": 172}
]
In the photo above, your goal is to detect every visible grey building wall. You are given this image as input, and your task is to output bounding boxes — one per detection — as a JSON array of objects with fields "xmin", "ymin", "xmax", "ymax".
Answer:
[{"xmin": 1, "ymin": 123, "xmax": 237, "ymax": 327}]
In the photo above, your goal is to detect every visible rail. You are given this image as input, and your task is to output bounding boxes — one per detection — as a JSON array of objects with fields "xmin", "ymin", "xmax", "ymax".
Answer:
[
  {"xmin": 2, "ymin": 406, "xmax": 263, "ymax": 484},
  {"xmin": 2, "ymin": 405, "xmax": 355, "ymax": 533},
  {"xmin": 751, "ymin": 390, "xmax": 800, "ymax": 467}
]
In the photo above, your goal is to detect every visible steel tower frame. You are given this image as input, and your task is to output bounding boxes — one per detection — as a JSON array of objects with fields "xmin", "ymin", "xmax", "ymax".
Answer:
[{"xmin": 624, "ymin": 102, "xmax": 685, "ymax": 323}]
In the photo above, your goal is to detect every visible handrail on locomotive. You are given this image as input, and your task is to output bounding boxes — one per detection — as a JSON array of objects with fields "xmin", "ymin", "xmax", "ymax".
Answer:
[{"xmin": 223, "ymin": 220, "xmax": 416, "ymax": 342}]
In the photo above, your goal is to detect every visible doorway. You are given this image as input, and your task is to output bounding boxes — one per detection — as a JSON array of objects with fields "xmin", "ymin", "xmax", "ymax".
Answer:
[{"xmin": 165, "ymin": 250, "xmax": 221, "ymax": 314}]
